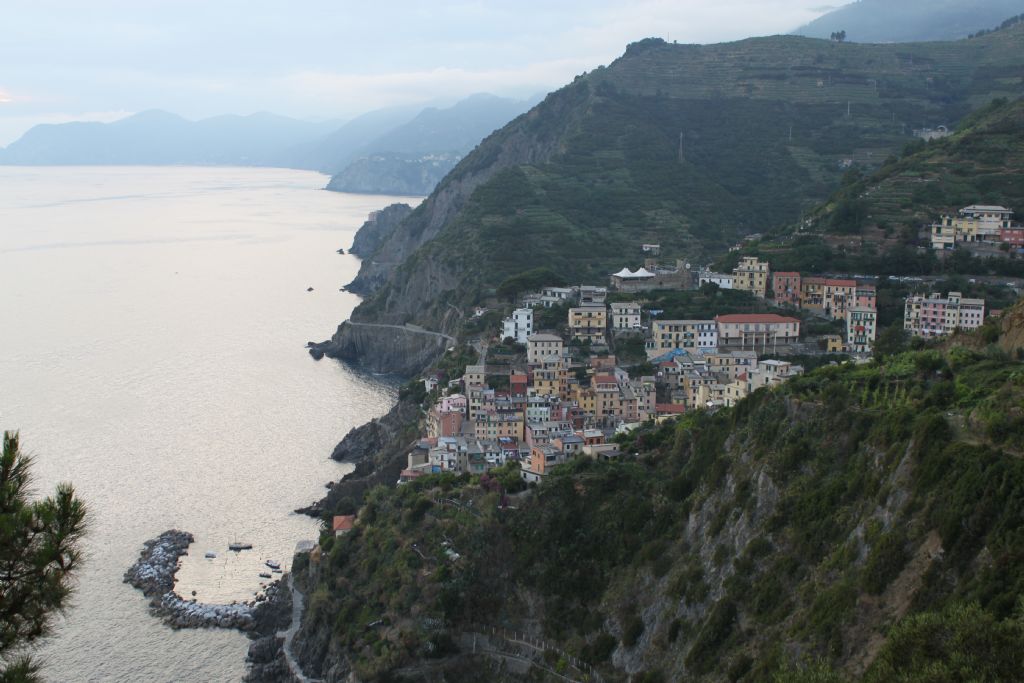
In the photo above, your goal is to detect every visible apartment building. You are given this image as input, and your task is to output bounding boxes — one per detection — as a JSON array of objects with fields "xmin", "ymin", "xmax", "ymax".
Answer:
[
  {"xmin": 732, "ymin": 256, "xmax": 770, "ymax": 297},
  {"xmin": 651, "ymin": 319, "xmax": 718, "ymax": 352},
  {"xmin": 846, "ymin": 306, "xmax": 877, "ymax": 354},
  {"xmin": 501, "ymin": 307, "xmax": 533, "ymax": 344},
  {"xmin": 610, "ymin": 301, "xmax": 642, "ymax": 330},
  {"xmin": 904, "ymin": 292, "xmax": 986, "ymax": 338},
  {"xmin": 715, "ymin": 313, "xmax": 801, "ymax": 350},
  {"xmin": 568, "ymin": 304, "xmax": 608, "ymax": 344}
]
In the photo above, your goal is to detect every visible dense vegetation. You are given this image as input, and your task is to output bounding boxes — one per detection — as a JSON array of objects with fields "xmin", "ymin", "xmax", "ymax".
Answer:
[
  {"xmin": 738, "ymin": 97, "xmax": 1024, "ymax": 277},
  {"xmin": 294, "ymin": 308, "xmax": 1024, "ymax": 681},
  {"xmin": 353, "ymin": 26, "xmax": 1024, "ymax": 330}
]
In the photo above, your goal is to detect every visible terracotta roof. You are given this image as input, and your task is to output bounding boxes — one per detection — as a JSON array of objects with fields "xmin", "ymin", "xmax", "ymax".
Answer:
[
  {"xmin": 332, "ymin": 515, "xmax": 356, "ymax": 532},
  {"xmin": 656, "ymin": 404, "xmax": 686, "ymax": 414},
  {"xmin": 715, "ymin": 314, "xmax": 801, "ymax": 324},
  {"xmin": 773, "ymin": 271, "xmax": 801, "ymax": 277}
]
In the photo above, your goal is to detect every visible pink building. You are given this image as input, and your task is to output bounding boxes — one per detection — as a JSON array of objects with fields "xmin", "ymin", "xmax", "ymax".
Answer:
[
  {"xmin": 1002, "ymin": 226, "xmax": 1024, "ymax": 247},
  {"xmin": 439, "ymin": 394, "xmax": 467, "ymax": 414},
  {"xmin": 905, "ymin": 292, "xmax": 985, "ymax": 338},
  {"xmin": 772, "ymin": 272, "xmax": 801, "ymax": 306},
  {"xmin": 855, "ymin": 283, "xmax": 877, "ymax": 310}
]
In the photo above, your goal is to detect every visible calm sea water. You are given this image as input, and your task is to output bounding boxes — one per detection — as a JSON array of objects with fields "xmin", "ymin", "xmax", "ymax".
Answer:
[{"xmin": 0, "ymin": 166, "xmax": 417, "ymax": 682}]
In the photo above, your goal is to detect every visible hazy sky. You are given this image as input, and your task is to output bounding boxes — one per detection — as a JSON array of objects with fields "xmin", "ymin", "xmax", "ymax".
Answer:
[{"xmin": 0, "ymin": 1, "xmax": 832, "ymax": 145}]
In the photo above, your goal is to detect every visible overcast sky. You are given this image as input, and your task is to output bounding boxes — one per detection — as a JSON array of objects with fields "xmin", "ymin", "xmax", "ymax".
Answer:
[{"xmin": 0, "ymin": 1, "xmax": 833, "ymax": 145}]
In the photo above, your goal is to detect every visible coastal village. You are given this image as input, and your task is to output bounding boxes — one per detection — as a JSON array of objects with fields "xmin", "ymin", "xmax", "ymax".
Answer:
[{"xmin": 385, "ymin": 203, "xmax": 1011, "ymax": 488}]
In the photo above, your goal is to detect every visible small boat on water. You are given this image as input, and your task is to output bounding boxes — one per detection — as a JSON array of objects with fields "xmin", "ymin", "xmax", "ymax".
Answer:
[
  {"xmin": 265, "ymin": 560, "xmax": 281, "ymax": 570},
  {"xmin": 259, "ymin": 572, "xmax": 272, "ymax": 579},
  {"xmin": 229, "ymin": 541, "xmax": 253, "ymax": 551},
  {"xmin": 204, "ymin": 551, "xmax": 217, "ymax": 559}
]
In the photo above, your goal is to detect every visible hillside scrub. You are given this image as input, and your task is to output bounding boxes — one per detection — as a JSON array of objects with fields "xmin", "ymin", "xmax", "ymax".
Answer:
[{"xmin": 292, "ymin": 336, "xmax": 1024, "ymax": 680}]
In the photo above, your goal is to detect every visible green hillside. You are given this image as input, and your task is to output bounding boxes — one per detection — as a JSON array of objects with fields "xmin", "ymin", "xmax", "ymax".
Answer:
[
  {"xmin": 733, "ymin": 96, "xmax": 1024, "ymax": 279},
  {"xmin": 292, "ymin": 316, "xmax": 1024, "ymax": 681},
  {"xmin": 349, "ymin": 26, "xmax": 1024, "ymax": 333}
]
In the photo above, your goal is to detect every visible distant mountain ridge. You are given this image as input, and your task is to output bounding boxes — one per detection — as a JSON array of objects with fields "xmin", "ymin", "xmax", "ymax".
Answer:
[
  {"xmin": 0, "ymin": 110, "xmax": 341, "ymax": 167},
  {"xmin": 0, "ymin": 93, "xmax": 535, "ymax": 196},
  {"xmin": 795, "ymin": 0, "xmax": 1024, "ymax": 43},
  {"xmin": 323, "ymin": 93, "xmax": 538, "ymax": 195}
]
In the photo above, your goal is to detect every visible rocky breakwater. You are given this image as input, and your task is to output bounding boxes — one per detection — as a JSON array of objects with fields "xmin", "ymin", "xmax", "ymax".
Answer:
[{"xmin": 124, "ymin": 529, "xmax": 285, "ymax": 632}]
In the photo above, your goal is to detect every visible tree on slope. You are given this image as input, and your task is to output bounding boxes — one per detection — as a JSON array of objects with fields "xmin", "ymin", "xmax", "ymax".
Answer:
[{"xmin": 0, "ymin": 431, "xmax": 87, "ymax": 683}]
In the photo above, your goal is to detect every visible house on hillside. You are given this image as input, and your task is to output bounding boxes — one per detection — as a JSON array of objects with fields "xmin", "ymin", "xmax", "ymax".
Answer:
[
  {"xmin": 732, "ymin": 256, "xmax": 770, "ymax": 297},
  {"xmin": 332, "ymin": 515, "xmax": 356, "ymax": 537},
  {"xmin": 931, "ymin": 205, "xmax": 1017, "ymax": 250}
]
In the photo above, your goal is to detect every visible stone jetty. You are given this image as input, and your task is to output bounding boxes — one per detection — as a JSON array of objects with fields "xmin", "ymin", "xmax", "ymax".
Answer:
[{"xmin": 124, "ymin": 529, "xmax": 281, "ymax": 632}]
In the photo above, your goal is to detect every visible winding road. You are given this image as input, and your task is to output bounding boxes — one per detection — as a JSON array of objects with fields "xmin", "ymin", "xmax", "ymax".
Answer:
[{"xmin": 345, "ymin": 320, "xmax": 456, "ymax": 344}]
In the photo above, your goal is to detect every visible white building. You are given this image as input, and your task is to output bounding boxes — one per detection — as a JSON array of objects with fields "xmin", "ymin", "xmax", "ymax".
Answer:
[
  {"xmin": 610, "ymin": 302, "xmax": 642, "ymax": 330},
  {"xmin": 501, "ymin": 307, "xmax": 534, "ymax": 344},
  {"xmin": 846, "ymin": 306, "xmax": 877, "ymax": 354},
  {"xmin": 651, "ymin": 320, "xmax": 718, "ymax": 352},
  {"xmin": 538, "ymin": 286, "xmax": 575, "ymax": 308},
  {"xmin": 698, "ymin": 269, "xmax": 734, "ymax": 289}
]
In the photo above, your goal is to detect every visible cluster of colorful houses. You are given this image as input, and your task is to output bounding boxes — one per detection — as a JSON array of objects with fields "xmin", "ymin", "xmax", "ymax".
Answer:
[
  {"xmin": 407, "ymin": 220, "xmax": 1000, "ymax": 484},
  {"xmin": 406, "ymin": 329, "xmax": 805, "ymax": 484}
]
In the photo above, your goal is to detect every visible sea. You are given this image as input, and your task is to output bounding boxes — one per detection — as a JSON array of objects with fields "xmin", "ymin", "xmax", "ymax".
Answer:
[{"xmin": 0, "ymin": 166, "xmax": 418, "ymax": 682}]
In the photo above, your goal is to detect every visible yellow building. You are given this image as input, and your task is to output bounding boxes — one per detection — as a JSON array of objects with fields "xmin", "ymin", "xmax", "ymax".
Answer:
[
  {"xmin": 532, "ymin": 359, "xmax": 568, "ymax": 399},
  {"xmin": 474, "ymin": 411, "xmax": 525, "ymax": 440},
  {"xmin": 931, "ymin": 205, "xmax": 1015, "ymax": 250},
  {"xmin": 571, "ymin": 384, "xmax": 598, "ymax": 415},
  {"xmin": 568, "ymin": 305, "xmax": 608, "ymax": 344},
  {"xmin": 732, "ymin": 256, "xmax": 770, "ymax": 297},
  {"xmin": 824, "ymin": 334, "xmax": 845, "ymax": 353}
]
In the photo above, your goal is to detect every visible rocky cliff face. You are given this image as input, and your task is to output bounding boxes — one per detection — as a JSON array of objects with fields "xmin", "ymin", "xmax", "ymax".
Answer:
[
  {"xmin": 296, "ymin": 397, "xmax": 421, "ymax": 521},
  {"xmin": 343, "ymin": 82, "xmax": 588, "ymax": 305},
  {"xmin": 348, "ymin": 203, "xmax": 413, "ymax": 260},
  {"xmin": 310, "ymin": 321, "xmax": 451, "ymax": 376}
]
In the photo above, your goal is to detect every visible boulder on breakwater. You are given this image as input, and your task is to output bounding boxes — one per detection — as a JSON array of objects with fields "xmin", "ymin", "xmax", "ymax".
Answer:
[{"xmin": 124, "ymin": 529, "xmax": 284, "ymax": 633}]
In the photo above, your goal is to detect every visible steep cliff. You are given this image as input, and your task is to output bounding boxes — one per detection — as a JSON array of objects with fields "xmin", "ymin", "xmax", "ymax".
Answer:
[
  {"xmin": 324, "ymin": 26, "xmax": 1024, "ymax": 374},
  {"xmin": 348, "ymin": 203, "xmax": 414, "ymax": 261},
  {"xmin": 310, "ymin": 322, "xmax": 453, "ymax": 376},
  {"xmin": 290, "ymin": 334, "xmax": 1024, "ymax": 682}
]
